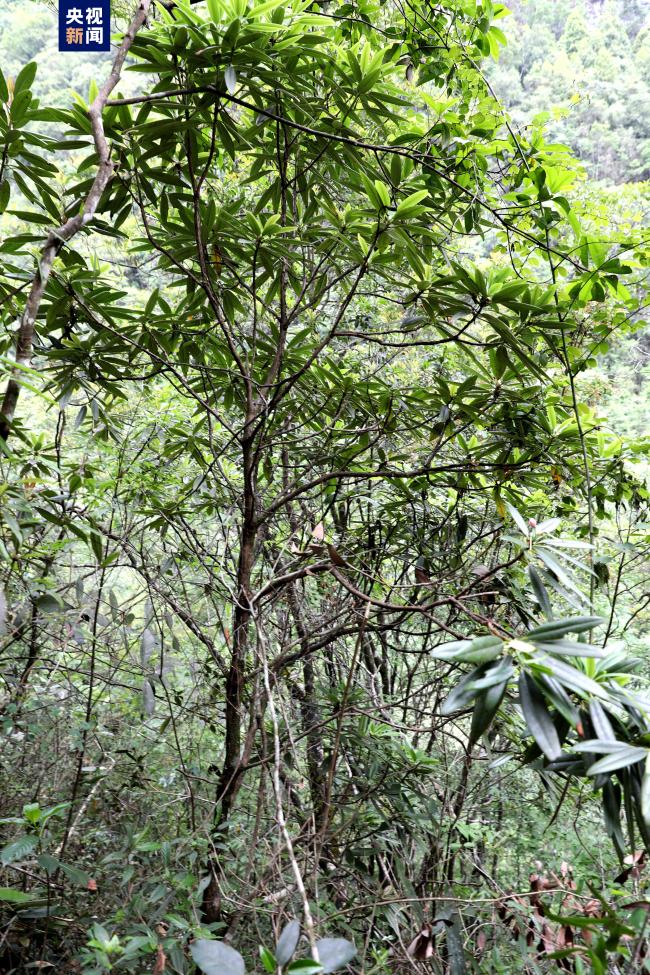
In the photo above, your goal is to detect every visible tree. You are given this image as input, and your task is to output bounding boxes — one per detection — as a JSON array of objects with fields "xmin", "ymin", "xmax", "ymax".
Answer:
[{"xmin": 0, "ymin": 0, "xmax": 649, "ymax": 971}]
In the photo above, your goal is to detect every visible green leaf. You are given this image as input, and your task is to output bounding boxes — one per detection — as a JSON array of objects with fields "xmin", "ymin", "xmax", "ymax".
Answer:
[
  {"xmin": 641, "ymin": 755, "xmax": 650, "ymax": 830},
  {"xmin": 587, "ymin": 747, "xmax": 647, "ymax": 776},
  {"xmin": 465, "ymin": 635, "xmax": 503, "ymax": 661},
  {"xmin": 0, "ymin": 180, "xmax": 10, "ymax": 215},
  {"xmin": 469, "ymin": 680, "xmax": 507, "ymax": 746},
  {"xmin": 545, "ymin": 538, "xmax": 593, "ymax": 550},
  {"xmin": 545, "ymin": 913, "xmax": 608, "ymax": 931},
  {"xmin": 253, "ymin": 0, "xmax": 286, "ymax": 15},
  {"xmin": 38, "ymin": 853, "xmax": 59, "ymax": 875},
  {"xmin": 395, "ymin": 189, "xmax": 429, "ymax": 216},
  {"xmin": 535, "ymin": 548, "xmax": 588, "ymax": 603},
  {"xmin": 431, "ymin": 639, "xmax": 472, "ymax": 660},
  {"xmin": 225, "ymin": 66, "xmax": 237, "ymax": 94},
  {"xmin": 61, "ymin": 862, "xmax": 90, "ymax": 887},
  {"xmin": 602, "ymin": 779, "xmax": 625, "ymax": 856},
  {"xmin": 527, "ymin": 617, "xmax": 603, "ymax": 641},
  {"xmin": 505, "ymin": 502, "xmax": 529, "ymax": 537},
  {"xmin": 589, "ymin": 701, "xmax": 616, "ymax": 741},
  {"xmin": 22, "ymin": 803, "xmax": 41, "ymax": 825},
  {"xmin": 1, "ymin": 834, "xmax": 38, "ymax": 866},
  {"xmin": 190, "ymin": 939, "xmax": 245, "ymax": 975},
  {"xmin": 259, "ymin": 946, "xmax": 276, "ymax": 973},
  {"xmin": 518, "ymin": 672, "xmax": 561, "ymax": 761},
  {"xmin": 440, "ymin": 664, "xmax": 489, "ymax": 716},
  {"xmin": 540, "ymin": 657, "xmax": 607, "ymax": 699},
  {"xmin": 432, "ymin": 635, "xmax": 502, "ymax": 664},
  {"xmin": 206, "ymin": 0, "xmax": 222, "ymax": 21},
  {"xmin": 90, "ymin": 531, "xmax": 104, "ymax": 563},
  {"xmin": 276, "ymin": 920, "xmax": 301, "ymax": 966},
  {"xmin": 469, "ymin": 657, "xmax": 514, "ymax": 690},
  {"xmin": 373, "ymin": 180, "xmax": 391, "ymax": 207},
  {"xmin": 574, "ymin": 739, "xmax": 631, "ymax": 755},
  {"xmin": 536, "ymin": 674, "xmax": 580, "ymax": 728},
  {"xmin": 34, "ymin": 593, "xmax": 63, "ymax": 614},
  {"xmin": 533, "ymin": 640, "xmax": 604, "ymax": 659},
  {"xmin": 313, "ymin": 939, "xmax": 357, "ymax": 974},
  {"xmin": 528, "ymin": 565, "xmax": 552, "ymax": 620},
  {"xmin": 13, "ymin": 61, "xmax": 37, "ymax": 96},
  {"xmin": 0, "ymin": 887, "xmax": 36, "ymax": 904}
]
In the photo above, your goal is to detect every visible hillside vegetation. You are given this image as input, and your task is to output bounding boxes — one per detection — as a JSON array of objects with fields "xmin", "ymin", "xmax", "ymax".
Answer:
[{"xmin": 0, "ymin": 1, "xmax": 649, "ymax": 973}]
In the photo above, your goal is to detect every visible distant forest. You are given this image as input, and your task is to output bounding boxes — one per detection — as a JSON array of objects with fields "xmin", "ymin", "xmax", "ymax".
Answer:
[{"xmin": 1, "ymin": 1, "xmax": 649, "ymax": 973}]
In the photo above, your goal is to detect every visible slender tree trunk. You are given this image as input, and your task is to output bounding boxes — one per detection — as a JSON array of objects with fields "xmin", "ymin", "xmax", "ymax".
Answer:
[
  {"xmin": 287, "ymin": 587, "xmax": 326, "ymax": 828},
  {"xmin": 202, "ymin": 434, "xmax": 258, "ymax": 923}
]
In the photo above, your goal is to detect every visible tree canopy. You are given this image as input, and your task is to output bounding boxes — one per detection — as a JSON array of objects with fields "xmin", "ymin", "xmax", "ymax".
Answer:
[{"xmin": 0, "ymin": 0, "xmax": 649, "ymax": 972}]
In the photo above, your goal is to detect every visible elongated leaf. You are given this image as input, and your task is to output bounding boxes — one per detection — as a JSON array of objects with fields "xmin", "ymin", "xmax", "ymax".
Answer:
[
  {"xmin": 469, "ymin": 680, "xmax": 507, "ymax": 746},
  {"xmin": 206, "ymin": 0, "xmax": 221, "ymax": 21},
  {"xmin": 35, "ymin": 593, "xmax": 62, "ymax": 614},
  {"xmin": 464, "ymin": 636, "xmax": 504, "ymax": 662},
  {"xmin": 38, "ymin": 853, "xmax": 59, "ymax": 875},
  {"xmin": 259, "ymin": 946, "xmax": 276, "ymax": 973},
  {"xmin": 61, "ymin": 862, "xmax": 90, "ymax": 887},
  {"xmin": 535, "ymin": 548, "xmax": 588, "ymax": 603},
  {"xmin": 602, "ymin": 779, "xmax": 625, "ymax": 857},
  {"xmin": 253, "ymin": 0, "xmax": 287, "ymax": 15},
  {"xmin": 276, "ymin": 920, "xmax": 300, "ymax": 966},
  {"xmin": 642, "ymin": 755, "xmax": 650, "ymax": 830},
  {"xmin": 225, "ymin": 66, "xmax": 237, "ymax": 94},
  {"xmin": 395, "ymin": 189, "xmax": 429, "ymax": 216},
  {"xmin": 587, "ymin": 747, "xmax": 647, "ymax": 776},
  {"xmin": 190, "ymin": 940, "xmax": 245, "ymax": 975},
  {"xmin": 589, "ymin": 701, "xmax": 616, "ymax": 741},
  {"xmin": 544, "ymin": 912, "xmax": 609, "ymax": 930},
  {"xmin": 574, "ymin": 740, "xmax": 632, "ymax": 755},
  {"xmin": 536, "ymin": 674, "xmax": 580, "ymax": 727},
  {"xmin": 527, "ymin": 616, "xmax": 603, "ymax": 641},
  {"xmin": 314, "ymin": 938, "xmax": 357, "ymax": 973},
  {"xmin": 141, "ymin": 628, "xmax": 155, "ymax": 668},
  {"xmin": 519, "ymin": 672, "xmax": 561, "ymax": 760},
  {"xmin": 545, "ymin": 538, "xmax": 593, "ymax": 550},
  {"xmin": 143, "ymin": 679, "xmax": 155, "ymax": 716},
  {"xmin": 445, "ymin": 914, "xmax": 467, "ymax": 975},
  {"xmin": 548, "ymin": 548, "xmax": 596, "ymax": 579},
  {"xmin": 528, "ymin": 565, "xmax": 552, "ymax": 620},
  {"xmin": 533, "ymin": 640, "xmax": 604, "ymax": 659},
  {"xmin": 440, "ymin": 664, "xmax": 488, "ymax": 716},
  {"xmin": 469, "ymin": 658, "xmax": 514, "ymax": 690},
  {"xmin": 542, "ymin": 571, "xmax": 585, "ymax": 612},
  {"xmin": 1, "ymin": 835, "xmax": 38, "ymax": 866},
  {"xmin": 13, "ymin": 61, "xmax": 37, "ymax": 96},
  {"xmin": 598, "ymin": 652, "xmax": 643, "ymax": 678},
  {"xmin": 541, "ymin": 657, "xmax": 607, "ymax": 699},
  {"xmin": 0, "ymin": 887, "xmax": 36, "ymax": 903},
  {"xmin": 432, "ymin": 636, "xmax": 502, "ymax": 665},
  {"xmin": 505, "ymin": 502, "xmax": 529, "ymax": 537},
  {"xmin": 431, "ymin": 640, "xmax": 472, "ymax": 660}
]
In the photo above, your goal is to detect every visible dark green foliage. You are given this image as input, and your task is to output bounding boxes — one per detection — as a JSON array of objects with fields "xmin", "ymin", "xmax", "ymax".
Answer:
[{"xmin": 0, "ymin": 1, "xmax": 648, "ymax": 973}]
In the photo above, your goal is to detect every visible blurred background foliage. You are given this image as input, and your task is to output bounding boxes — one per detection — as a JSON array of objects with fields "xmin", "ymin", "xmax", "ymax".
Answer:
[{"xmin": 0, "ymin": 1, "xmax": 649, "ymax": 973}]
